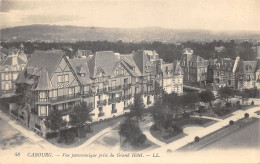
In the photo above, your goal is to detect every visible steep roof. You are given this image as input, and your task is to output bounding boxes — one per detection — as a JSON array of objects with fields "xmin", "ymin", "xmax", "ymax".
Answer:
[
  {"xmin": 88, "ymin": 51, "xmax": 120, "ymax": 78},
  {"xmin": 69, "ymin": 58, "xmax": 92, "ymax": 85},
  {"xmin": 26, "ymin": 50, "xmax": 64, "ymax": 77},
  {"xmin": 1, "ymin": 55, "xmax": 26, "ymax": 66},
  {"xmin": 173, "ymin": 60, "xmax": 183, "ymax": 75},
  {"xmin": 132, "ymin": 50, "xmax": 159, "ymax": 76},
  {"xmin": 237, "ymin": 60, "xmax": 258, "ymax": 74},
  {"xmin": 35, "ymin": 69, "xmax": 52, "ymax": 90},
  {"xmin": 120, "ymin": 54, "xmax": 142, "ymax": 77}
]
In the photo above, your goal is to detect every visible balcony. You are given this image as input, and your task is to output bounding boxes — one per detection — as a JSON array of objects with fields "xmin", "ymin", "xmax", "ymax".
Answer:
[
  {"xmin": 97, "ymin": 100, "xmax": 107, "ymax": 107},
  {"xmin": 107, "ymin": 85, "xmax": 122, "ymax": 92},
  {"xmin": 122, "ymin": 94, "xmax": 132, "ymax": 100},
  {"xmin": 108, "ymin": 97, "xmax": 122, "ymax": 104},
  {"xmin": 97, "ymin": 88, "xmax": 107, "ymax": 95},
  {"xmin": 50, "ymin": 93, "xmax": 81, "ymax": 104},
  {"xmin": 82, "ymin": 91, "xmax": 95, "ymax": 98},
  {"xmin": 98, "ymin": 112, "xmax": 105, "ymax": 117},
  {"xmin": 111, "ymin": 109, "xmax": 117, "ymax": 114},
  {"xmin": 123, "ymin": 83, "xmax": 131, "ymax": 89}
]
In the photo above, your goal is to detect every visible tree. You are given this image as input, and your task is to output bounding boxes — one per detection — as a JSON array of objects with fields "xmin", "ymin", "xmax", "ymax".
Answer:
[
  {"xmin": 118, "ymin": 118, "xmax": 143, "ymax": 146},
  {"xmin": 218, "ymin": 86, "xmax": 235, "ymax": 103},
  {"xmin": 182, "ymin": 92, "xmax": 200, "ymax": 113},
  {"xmin": 69, "ymin": 101, "xmax": 93, "ymax": 137},
  {"xmin": 150, "ymin": 99, "xmax": 171, "ymax": 130},
  {"xmin": 128, "ymin": 93, "xmax": 145, "ymax": 123},
  {"xmin": 44, "ymin": 109, "xmax": 66, "ymax": 137},
  {"xmin": 199, "ymin": 90, "xmax": 215, "ymax": 108}
]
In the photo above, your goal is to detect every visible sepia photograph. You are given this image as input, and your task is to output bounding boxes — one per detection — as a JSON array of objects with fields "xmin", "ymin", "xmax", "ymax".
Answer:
[{"xmin": 0, "ymin": 0, "xmax": 260, "ymax": 163}]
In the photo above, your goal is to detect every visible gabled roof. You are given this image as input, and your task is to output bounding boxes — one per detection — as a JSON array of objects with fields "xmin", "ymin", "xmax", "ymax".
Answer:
[
  {"xmin": 1, "ymin": 54, "xmax": 26, "ymax": 66},
  {"xmin": 132, "ymin": 50, "xmax": 159, "ymax": 76},
  {"xmin": 69, "ymin": 58, "xmax": 92, "ymax": 85},
  {"xmin": 173, "ymin": 60, "xmax": 183, "ymax": 75},
  {"xmin": 26, "ymin": 50, "xmax": 64, "ymax": 77},
  {"xmin": 120, "ymin": 54, "xmax": 142, "ymax": 77},
  {"xmin": 237, "ymin": 60, "xmax": 258, "ymax": 74},
  {"xmin": 88, "ymin": 51, "xmax": 120, "ymax": 78}
]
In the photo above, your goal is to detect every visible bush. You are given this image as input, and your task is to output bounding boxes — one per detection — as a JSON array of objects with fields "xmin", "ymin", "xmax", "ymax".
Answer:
[
  {"xmin": 229, "ymin": 120, "xmax": 234, "ymax": 125},
  {"xmin": 65, "ymin": 131, "xmax": 76, "ymax": 145},
  {"xmin": 198, "ymin": 106, "xmax": 206, "ymax": 113},
  {"xmin": 46, "ymin": 132, "xmax": 58, "ymax": 139},
  {"xmin": 225, "ymin": 103, "xmax": 232, "ymax": 108},
  {"xmin": 244, "ymin": 113, "xmax": 249, "ymax": 118},
  {"xmin": 182, "ymin": 112, "xmax": 190, "ymax": 119},
  {"xmin": 194, "ymin": 136, "xmax": 200, "ymax": 142},
  {"xmin": 57, "ymin": 136, "xmax": 65, "ymax": 143},
  {"xmin": 137, "ymin": 134, "xmax": 147, "ymax": 145}
]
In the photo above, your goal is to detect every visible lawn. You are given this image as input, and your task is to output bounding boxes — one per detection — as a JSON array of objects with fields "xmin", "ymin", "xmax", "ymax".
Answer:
[{"xmin": 150, "ymin": 117, "xmax": 213, "ymax": 144}]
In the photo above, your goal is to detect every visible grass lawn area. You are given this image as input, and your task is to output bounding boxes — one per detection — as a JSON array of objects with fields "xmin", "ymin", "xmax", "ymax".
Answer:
[
  {"xmin": 47, "ymin": 115, "xmax": 126, "ymax": 148},
  {"xmin": 150, "ymin": 117, "xmax": 213, "ymax": 144}
]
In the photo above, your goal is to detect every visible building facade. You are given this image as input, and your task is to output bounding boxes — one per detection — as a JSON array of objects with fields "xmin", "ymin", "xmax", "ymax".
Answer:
[
  {"xmin": 161, "ymin": 60, "xmax": 183, "ymax": 94},
  {"xmin": 14, "ymin": 49, "xmax": 164, "ymax": 136},
  {"xmin": 0, "ymin": 47, "xmax": 27, "ymax": 98},
  {"xmin": 180, "ymin": 48, "xmax": 208, "ymax": 83}
]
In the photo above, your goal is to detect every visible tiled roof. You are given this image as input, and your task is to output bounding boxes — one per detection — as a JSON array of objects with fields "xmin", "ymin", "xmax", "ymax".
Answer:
[
  {"xmin": 120, "ymin": 54, "xmax": 142, "ymax": 77},
  {"xmin": 132, "ymin": 50, "xmax": 159, "ymax": 76},
  {"xmin": 35, "ymin": 69, "xmax": 52, "ymax": 90},
  {"xmin": 69, "ymin": 58, "xmax": 92, "ymax": 85},
  {"xmin": 88, "ymin": 51, "xmax": 120, "ymax": 78},
  {"xmin": 237, "ymin": 60, "xmax": 258, "ymax": 74},
  {"xmin": 26, "ymin": 50, "xmax": 64, "ymax": 77},
  {"xmin": 1, "ymin": 55, "xmax": 26, "ymax": 66}
]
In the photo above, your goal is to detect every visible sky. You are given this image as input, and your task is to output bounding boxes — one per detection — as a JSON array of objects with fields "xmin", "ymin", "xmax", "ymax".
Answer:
[{"xmin": 0, "ymin": 0, "xmax": 260, "ymax": 31}]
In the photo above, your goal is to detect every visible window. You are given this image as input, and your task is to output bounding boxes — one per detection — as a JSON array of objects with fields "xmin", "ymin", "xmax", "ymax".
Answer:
[
  {"xmin": 69, "ymin": 87, "xmax": 74, "ymax": 95},
  {"xmin": 39, "ymin": 91, "xmax": 46, "ymax": 98},
  {"xmin": 112, "ymin": 104, "xmax": 116, "ymax": 111},
  {"xmin": 64, "ymin": 74, "xmax": 69, "ymax": 82},
  {"xmin": 5, "ymin": 73, "xmax": 9, "ymax": 80},
  {"xmin": 52, "ymin": 90, "xmax": 57, "ymax": 97},
  {"xmin": 4, "ymin": 83, "xmax": 10, "ymax": 90},
  {"xmin": 116, "ymin": 70, "xmax": 119, "ymax": 75},
  {"xmin": 124, "ymin": 78, "xmax": 128, "ymax": 84},
  {"xmin": 136, "ymin": 78, "xmax": 140, "ymax": 83},
  {"xmin": 38, "ymin": 105, "xmax": 47, "ymax": 116},
  {"xmin": 13, "ymin": 73, "xmax": 19, "ymax": 80},
  {"xmin": 58, "ymin": 75, "xmax": 63, "ymax": 83},
  {"xmin": 147, "ymin": 96, "xmax": 151, "ymax": 105},
  {"xmin": 112, "ymin": 80, "xmax": 116, "ymax": 87},
  {"xmin": 1, "ymin": 73, "xmax": 4, "ymax": 80},
  {"xmin": 84, "ymin": 85, "xmax": 89, "ymax": 92}
]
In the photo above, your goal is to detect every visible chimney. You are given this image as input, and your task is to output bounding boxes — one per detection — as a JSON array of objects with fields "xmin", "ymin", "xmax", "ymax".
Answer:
[{"xmin": 233, "ymin": 56, "xmax": 240, "ymax": 73}]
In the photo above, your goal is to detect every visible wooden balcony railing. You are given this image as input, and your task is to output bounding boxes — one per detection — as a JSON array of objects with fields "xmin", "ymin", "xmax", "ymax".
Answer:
[
  {"xmin": 108, "ymin": 97, "xmax": 122, "ymax": 104},
  {"xmin": 50, "ymin": 93, "xmax": 81, "ymax": 103},
  {"xmin": 122, "ymin": 94, "xmax": 132, "ymax": 100},
  {"xmin": 123, "ymin": 83, "xmax": 131, "ymax": 89},
  {"xmin": 107, "ymin": 85, "xmax": 122, "ymax": 92}
]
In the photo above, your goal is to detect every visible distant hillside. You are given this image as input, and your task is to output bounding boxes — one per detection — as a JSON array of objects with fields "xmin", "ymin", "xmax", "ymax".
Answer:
[{"xmin": 1, "ymin": 24, "xmax": 260, "ymax": 43}]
